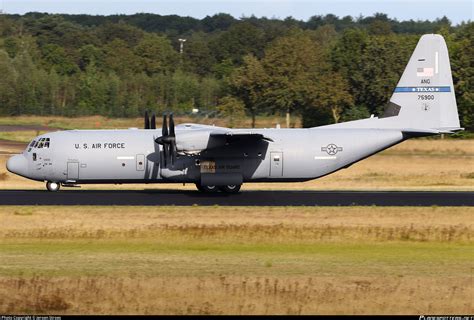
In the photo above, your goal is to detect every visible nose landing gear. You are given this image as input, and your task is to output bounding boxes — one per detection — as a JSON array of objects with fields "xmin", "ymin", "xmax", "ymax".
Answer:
[{"xmin": 46, "ymin": 181, "xmax": 61, "ymax": 192}]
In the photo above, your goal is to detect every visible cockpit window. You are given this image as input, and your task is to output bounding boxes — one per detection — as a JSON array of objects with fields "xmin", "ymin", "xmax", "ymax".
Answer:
[
  {"xmin": 28, "ymin": 140, "xmax": 36, "ymax": 152},
  {"xmin": 34, "ymin": 137, "xmax": 50, "ymax": 149}
]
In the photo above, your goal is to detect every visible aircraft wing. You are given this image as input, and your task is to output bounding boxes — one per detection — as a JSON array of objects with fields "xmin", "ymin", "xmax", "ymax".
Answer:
[
  {"xmin": 209, "ymin": 130, "xmax": 274, "ymax": 143},
  {"xmin": 177, "ymin": 124, "xmax": 273, "ymax": 142},
  {"xmin": 193, "ymin": 130, "xmax": 274, "ymax": 159},
  {"xmin": 175, "ymin": 127, "xmax": 273, "ymax": 153},
  {"xmin": 176, "ymin": 123, "xmax": 228, "ymax": 130}
]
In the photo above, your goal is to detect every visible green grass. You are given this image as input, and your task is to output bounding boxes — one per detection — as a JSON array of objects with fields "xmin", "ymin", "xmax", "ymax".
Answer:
[{"xmin": 0, "ymin": 240, "xmax": 471, "ymax": 277}]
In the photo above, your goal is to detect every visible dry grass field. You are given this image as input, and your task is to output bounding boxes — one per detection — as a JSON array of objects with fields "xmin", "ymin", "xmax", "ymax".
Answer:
[{"xmin": 0, "ymin": 206, "xmax": 472, "ymax": 314}]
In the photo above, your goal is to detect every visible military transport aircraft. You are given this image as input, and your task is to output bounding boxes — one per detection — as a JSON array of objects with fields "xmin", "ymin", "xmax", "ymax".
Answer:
[{"xmin": 7, "ymin": 34, "xmax": 462, "ymax": 193}]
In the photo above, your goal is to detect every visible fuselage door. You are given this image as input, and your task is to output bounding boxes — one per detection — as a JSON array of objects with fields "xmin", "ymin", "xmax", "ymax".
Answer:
[
  {"xmin": 270, "ymin": 152, "xmax": 283, "ymax": 177},
  {"xmin": 67, "ymin": 162, "xmax": 79, "ymax": 181},
  {"xmin": 136, "ymin": 154, "xmax": 145, "ymax": 171}
]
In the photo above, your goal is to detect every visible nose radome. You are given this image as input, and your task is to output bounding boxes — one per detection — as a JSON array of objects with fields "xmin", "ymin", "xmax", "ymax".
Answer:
[{"xmin": 6, "ymin": 154, "xmax": 29, "ymax": 178}]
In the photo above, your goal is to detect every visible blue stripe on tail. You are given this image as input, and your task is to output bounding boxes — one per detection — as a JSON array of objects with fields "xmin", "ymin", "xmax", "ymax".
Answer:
[{"xmin": 394, "ymin": 86, "xmax": 451, "ymax": 93}]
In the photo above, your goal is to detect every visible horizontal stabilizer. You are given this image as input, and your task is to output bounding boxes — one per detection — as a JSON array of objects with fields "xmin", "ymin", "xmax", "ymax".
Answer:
[{"xmin": 401, "ymin": 127, "xmax": 464, "ymax": 137}]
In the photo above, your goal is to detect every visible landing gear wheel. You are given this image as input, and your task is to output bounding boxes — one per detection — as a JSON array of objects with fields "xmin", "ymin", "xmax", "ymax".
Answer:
[
  {"xmin": 219, "ymin": 185, "xmax": 242, "ymax": 193},
  {"xmin": 46, "ymin": 181, "xmax": 60, "ymax": 192},
  {"xmin": 195, "ymin": 183, "xmax": 219, "ymax": 193}
]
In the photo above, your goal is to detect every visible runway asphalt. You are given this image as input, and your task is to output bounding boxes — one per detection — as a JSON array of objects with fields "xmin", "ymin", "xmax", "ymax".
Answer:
[{"xmin": 0, "ymin": 190, "xmax": 472, "ymax": 206}]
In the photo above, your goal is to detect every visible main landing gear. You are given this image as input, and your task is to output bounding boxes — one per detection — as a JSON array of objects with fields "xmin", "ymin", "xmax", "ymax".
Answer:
[
  {"xmin": 45, "ymin": 181, "xmax": 241, "ymax": 193},
  {"xmin": 195, "ymin": 183, "xmax": 242, "ymax": 194},
  {"xmin": 46, "ymin": 181, "xmax": 61, "ymax": 192}
]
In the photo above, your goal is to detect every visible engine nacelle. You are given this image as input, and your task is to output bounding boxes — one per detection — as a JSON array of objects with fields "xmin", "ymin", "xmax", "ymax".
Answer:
[{"xmin": 175, "ymin": 130, "xmax": 225, "ymax": 152}]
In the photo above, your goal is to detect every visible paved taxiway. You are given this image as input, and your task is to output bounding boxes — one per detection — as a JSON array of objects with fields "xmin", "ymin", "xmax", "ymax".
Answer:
[{"xmin": 0, "ymin": 190, "xmax": 472, "ymax": 206}]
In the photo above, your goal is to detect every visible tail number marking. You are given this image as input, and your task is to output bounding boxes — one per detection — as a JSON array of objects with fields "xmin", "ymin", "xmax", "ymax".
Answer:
[{"xmin": 418, "ymin": 95, "xmax": 435, "ymax": 100}]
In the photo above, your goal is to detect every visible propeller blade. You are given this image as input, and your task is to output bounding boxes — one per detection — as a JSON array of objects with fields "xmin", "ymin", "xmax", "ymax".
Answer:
[
  {"xmin": 162, "ymin": 144, "xmax": 168, "ymax": 167},
  {"xmin": 144, "ymin": 111, "xmax": 150, "ymax": 130},
  {"xmin": 151, "ymin": 113, "xmax": 156, "ymax": 130},
  {"xmin": 162, "ymin": 114, "xmax": 168, "ymax": 137},
  {"xmin": 170, "ymin": 138, "xmax": 177, "ymax": 166},
  {"xmin": 169, "ymin": 113, "xmax": 175, "ymax": 137}
]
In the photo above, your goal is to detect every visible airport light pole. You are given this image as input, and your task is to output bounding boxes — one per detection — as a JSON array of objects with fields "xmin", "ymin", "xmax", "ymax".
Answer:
[{"xmin": 178, "ymin": 39, "xmax": 187, "ymax": 54}]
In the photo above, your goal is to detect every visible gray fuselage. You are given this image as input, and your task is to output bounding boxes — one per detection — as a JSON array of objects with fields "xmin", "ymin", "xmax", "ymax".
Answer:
[{"xmin": 7, "ymin": 127, "xmax": 404, "ymax": 185}]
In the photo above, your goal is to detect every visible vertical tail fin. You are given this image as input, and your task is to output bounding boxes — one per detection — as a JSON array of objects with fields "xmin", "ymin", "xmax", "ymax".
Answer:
[{"xmin": 385, "ymin": 34, "xmax": 461, "ymax": 130}]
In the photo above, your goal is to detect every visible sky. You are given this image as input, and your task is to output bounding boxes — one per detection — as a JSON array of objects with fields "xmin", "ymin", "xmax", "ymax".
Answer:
[{"xmin": 1, "ymin": 0, "xmax": 473, "ymax": 24}]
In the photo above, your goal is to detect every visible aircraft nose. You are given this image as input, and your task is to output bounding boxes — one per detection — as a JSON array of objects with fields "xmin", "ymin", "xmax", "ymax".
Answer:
[{"xmin": 6, "ymin": 154, "xmax": 29, "ymax": 177}]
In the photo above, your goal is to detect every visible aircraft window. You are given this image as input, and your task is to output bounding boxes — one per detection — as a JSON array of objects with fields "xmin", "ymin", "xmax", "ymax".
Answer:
[
  {"xmin": 37, "ymin": 138, "xmax": 49, "ymax": 148},
  {"xmin": 29, "ymin": 140, "xmax": 36, "ymax": 147},
  {"xmin": 34, "ymin": 138, "xmax": 45, "ymax": 148}
]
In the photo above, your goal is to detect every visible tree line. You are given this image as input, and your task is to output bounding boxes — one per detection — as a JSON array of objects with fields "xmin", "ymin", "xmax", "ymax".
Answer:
[{"xmin": 0, "ymin": 12, "xmax": 472, "ymax": 131}]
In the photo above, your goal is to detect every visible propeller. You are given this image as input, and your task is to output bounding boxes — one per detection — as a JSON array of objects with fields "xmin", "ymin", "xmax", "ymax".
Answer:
[
  {"xmin": 162, "ymin": 114, "xmax": 168, "ymax": 136},
  {"xmin": 169, "ymin": 113, "xmax": 175, "ymax": 136},
  {"xmin": 155, "ymin": 113, "xmax": 177, "ymax": 167}
]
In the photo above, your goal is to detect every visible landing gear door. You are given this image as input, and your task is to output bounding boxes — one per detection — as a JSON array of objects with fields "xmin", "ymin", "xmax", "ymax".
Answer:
[
  {"xmin": 270, "ymin": 152, "xmax": 283, "ymax": 177},
  {"xmin": 67, "ymin": 162, "xmax": 79, "ymax": 181}
]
